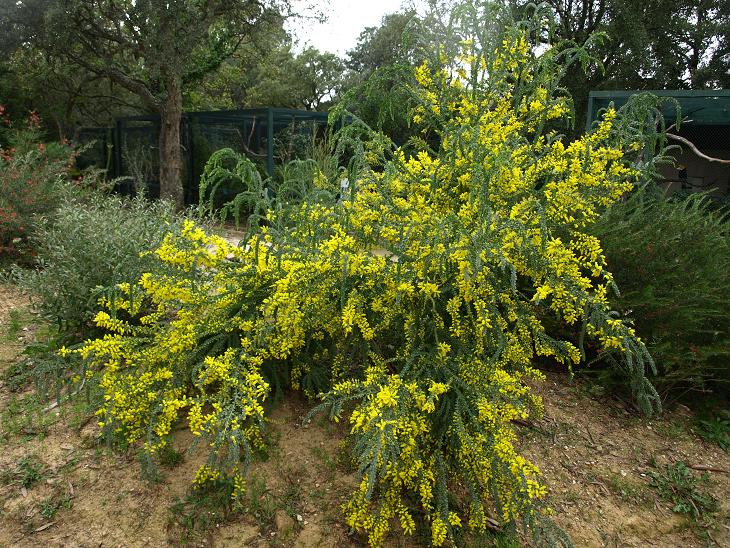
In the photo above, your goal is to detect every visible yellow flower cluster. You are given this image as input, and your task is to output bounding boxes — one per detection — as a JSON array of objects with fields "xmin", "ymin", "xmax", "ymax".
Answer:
[{"xmin": 70, "ymin": 24, "xmax": 652, "ymax": 548}]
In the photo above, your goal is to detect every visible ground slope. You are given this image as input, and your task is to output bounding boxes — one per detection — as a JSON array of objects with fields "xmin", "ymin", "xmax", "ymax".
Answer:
[{"xmin": 0, "ymin": 283, "xmax": 727, "ymax": 547}]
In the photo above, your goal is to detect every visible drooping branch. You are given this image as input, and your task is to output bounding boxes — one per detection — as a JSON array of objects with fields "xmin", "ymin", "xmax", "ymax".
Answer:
[{"xmin": 667, "ymin": 132, "xmax": 730, "ymax": 164}]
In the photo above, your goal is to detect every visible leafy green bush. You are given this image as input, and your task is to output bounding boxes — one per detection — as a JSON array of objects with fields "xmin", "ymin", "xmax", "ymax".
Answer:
[
  {"xmin": 13, "ymin": 193, "xmax": 182, "ymax": 339},
  {"xmin": 337, "ymin": 64, "xmax": 419, "ymax": 147},
  {"xmin": 198, "ymin": 147, "xmax": 340, "ymax": 229},
  {"xmin": 590, "ymin": 186, "xmax": 730, "ymax": 402}
]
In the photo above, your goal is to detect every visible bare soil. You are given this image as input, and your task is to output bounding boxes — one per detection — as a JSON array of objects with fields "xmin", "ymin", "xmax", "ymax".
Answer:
[
  {"xmin": 0, "ymin": 282, "xmax": 727, "ymax": 547},
  {"xmin": 525, "ymin": 375, "xmax": 729, "ymax": 547}
]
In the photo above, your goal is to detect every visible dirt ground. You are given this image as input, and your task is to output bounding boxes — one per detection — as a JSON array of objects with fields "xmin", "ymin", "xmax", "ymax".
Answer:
[
  {"xmin": 524, "ymin": 376, "xmax": 729, "ymax": 547},
  {"xmin": 0, "ymin": 282, "xmax": 728, "ymax": 547}
]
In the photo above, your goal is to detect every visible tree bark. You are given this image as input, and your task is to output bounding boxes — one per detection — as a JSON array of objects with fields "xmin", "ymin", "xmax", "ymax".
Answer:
[{"xmin": 158, "ymin": 75, "xmax": 185, "ymax": 210}]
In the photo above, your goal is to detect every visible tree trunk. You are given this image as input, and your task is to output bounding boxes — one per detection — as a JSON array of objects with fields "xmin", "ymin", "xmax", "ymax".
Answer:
[
  {"xmin": 158, "ymin": 76, "xmax": 185, "ymax": 210},
  {"xmin": 688, "ymin": 6, "xmax": 705, "ymax": 88}
]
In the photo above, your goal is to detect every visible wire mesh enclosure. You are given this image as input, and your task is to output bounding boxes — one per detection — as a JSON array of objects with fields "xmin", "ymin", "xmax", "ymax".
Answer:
[
  {"xmin": 586, "ymin": 90, "xmax": 730, "ymax": 130},
  {"xmin": 587, "ymin": 90, "xmax": 730, "ymax": 201},
  {"xmin": 77, "ymin": 108, "xmax": 330, "ymax": 204}
]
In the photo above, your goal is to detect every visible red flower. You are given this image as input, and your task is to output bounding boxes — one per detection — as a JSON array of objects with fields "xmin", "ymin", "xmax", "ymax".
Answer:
[{"xmin": 27, "ymin": 110, "xmax": 41, "ymax": 129}]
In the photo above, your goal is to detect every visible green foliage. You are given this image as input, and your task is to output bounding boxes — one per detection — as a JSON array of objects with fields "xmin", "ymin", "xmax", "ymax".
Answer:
[
  {"xmin": 337, "ymin": 2, "xmax": 517, "ymax": 146},
  {"xmin": 12, "ymin": 193, "xmax": 182, "ymax": 339},
  {"xmin": 137, "ymin": 449, "xmax": 164, "ymax": 484},
  {"xmin": 694, "ymin": 410, "xmax": 730, "ymax": 451},
  {"xmin": 246, "ymin": 474, "xmax": 278, "ymax": 531},
  {"xmin": 649, "ymin": 462, "xmax": 717, "ymax": 521},
  {"xmin": 346, "ymin": 11, "xmax": 420, "ymax": 75},
  {"xmin": 3, "ymin": 308, "xmax": 22, "ymax": 341},
  {"xmin": 338, "ymin": 9, "xmax": 423, "ymax": 144},
  {"xmin": 337, "ymin": 64, "xmax": 419, "ymax": 146},
  {"xmin": 167, "ymin": 476, "xmax": 241, "ymax": 543},
  {"xmin": 0, "ymin": 119, "xmax": 75, "ymax": 262},
  {"xmin": 5, "ymin": 335, "xmax": 80, "ymax": 402},
  {"xmin": 30, "ymin": 0, "xmax": 295, "ymax": 207},
  {"xmin": 136, "ymin": 441, "xmax": 185, "ymax": 482},
  {"xmin": 2, "ymin": 50, "xmax": 140, "ymax": 140},
  {"xmin": 69, "ymin": 5, "xmax": 671, "ymax": 545},
  {"xmin": 2, "ymin": 455, "xmax": 48, "ymax": 489},
  {"xmin": 198, "ymin": 147, "xmax": 340, "ymax": 231},
  {"xmin": 39, "ymin": 490, "xmax": 73, "ymax": 519},
  {"xmin": 5, "ymin": 190, "xmax": 183, "ymax": 431},
  {"xmin": 286, "ymin": 47, "xmax": 346, "ymax": 110},
  {"xmin": 198, "ymin": 148, "xmax": 269, "ymax": 225},
  {"xmin": 1, "ymin": 392, "xmax": 56, "ymax": 438},
  {"xmin": 187, "ymin": 37, "xmax": 343, "ymax": 111},
  {"xmin": 510, "ymin": 0, "xmax": 730, "ymax": 135},
  {"xmin": 605, "ymin": 472, "xmax": 648, "ymax": 504},
  {"xmin": 158, "ymin": 443, "xmax": 185, "ymax": 468},
  {"xmin": 590, "ymin": 186, "xmax": 730, "ymax": 402},
  {"xmin": 337, "ymin": 6, "xmax": 457, "ymax": 146}
]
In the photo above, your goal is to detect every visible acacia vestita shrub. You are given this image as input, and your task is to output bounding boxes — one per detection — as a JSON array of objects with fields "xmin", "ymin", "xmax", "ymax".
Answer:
[{"xmin": 68, "ymin": 12, "xmax": 660, "ymax": 548}]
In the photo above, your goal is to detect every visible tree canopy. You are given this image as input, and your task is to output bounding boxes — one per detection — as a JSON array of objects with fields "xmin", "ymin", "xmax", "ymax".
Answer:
[
  {"xmin": 2, "ymin": 0, "xmax": 292, "ymax": 207},
  {"xmin": 1, "ymin": 0, "xmax": 727, "ymax": 195},
  {"xmin": 509, "ymin": 0, "xmax": 729, "ymax": 133}
]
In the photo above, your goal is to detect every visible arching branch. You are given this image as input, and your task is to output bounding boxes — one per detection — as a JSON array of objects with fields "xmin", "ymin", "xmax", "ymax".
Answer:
[{"xmin": 666, "ymin": 132, "xmax": 730, "ymax": 164}]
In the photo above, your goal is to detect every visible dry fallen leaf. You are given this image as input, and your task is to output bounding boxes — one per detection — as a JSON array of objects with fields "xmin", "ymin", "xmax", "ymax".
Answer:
[{"xmin": 34, "ymin": 522, "xmax": 56, "ymax": 533}]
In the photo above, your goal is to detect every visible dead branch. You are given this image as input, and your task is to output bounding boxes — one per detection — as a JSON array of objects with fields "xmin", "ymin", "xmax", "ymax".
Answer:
[
  {"xmin": 688, "ymin": 464, "xmax": 729, "ymax": 474},
  {"xmin": 666, "ymin": 133, "xmax": 730, "ymax": 164}
]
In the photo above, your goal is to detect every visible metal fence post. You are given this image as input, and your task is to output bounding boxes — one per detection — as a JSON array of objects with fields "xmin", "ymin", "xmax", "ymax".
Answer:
[
  {"xmin": 113, "ymin": 119, "xmax": 123, "ymax": 179},
  {"xmin": 186, "ymin": 115, "xmax": 195, "ymax": 203},
  {"xmin": 267, "ymin": 107, "xmax": 274, "ymax": 176}
]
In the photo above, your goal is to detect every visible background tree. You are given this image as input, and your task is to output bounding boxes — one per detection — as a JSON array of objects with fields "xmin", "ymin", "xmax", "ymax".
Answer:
[
  {"xmin": 187, "ymin": 40, "xmax": 345, "ymax": 111},
  {"xmin": 337, "ymin": 2, "xmax": 509, "ymax": 144},
  {"xmin": 5, "ymin": 47, "xmax": 143, "ymax": 138},
  {"xmin": 25, "ymin": 0, "xmax": 292, "ymax": 208},
  {"xmin": 0, "ymin": 0, "xmax": 52, "ymax": 125},
  {"xmin": 291, "ymin": 47, "xmax": 346, "ymax": 110},
  {"xmin": 509, "ymin": 0, "xmax": 730, "ymax": 134},
  {"xmin": 346, "ymin": 11, "xmax": 419, "ymax": 77},
  {"xmin": 337, "ymin": 10, "xmax": 423, "ymax": 144},
  {"xmin": 183, "ymin": 26, "xmax": 297, "ymax": 110}
]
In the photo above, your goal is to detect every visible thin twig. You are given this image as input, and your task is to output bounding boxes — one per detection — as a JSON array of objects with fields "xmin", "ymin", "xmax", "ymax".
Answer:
[
  {"xmin": 586, "ymin": 427, "xmax": 597, "ymax": 446},
  {"xmin": 33, "ymin": 522, "xmax": 56, "ymax": 533},
  {"xmin": 688, "ymin": 464, "xmax": 728, "ymax": 474},
  {"xmin": 588, "ymin": 480, "xmax": 610, "ymax": 496},
  {"xmin": 42, "ymin": 379, "xmax": 86, "ymax": 412}
]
